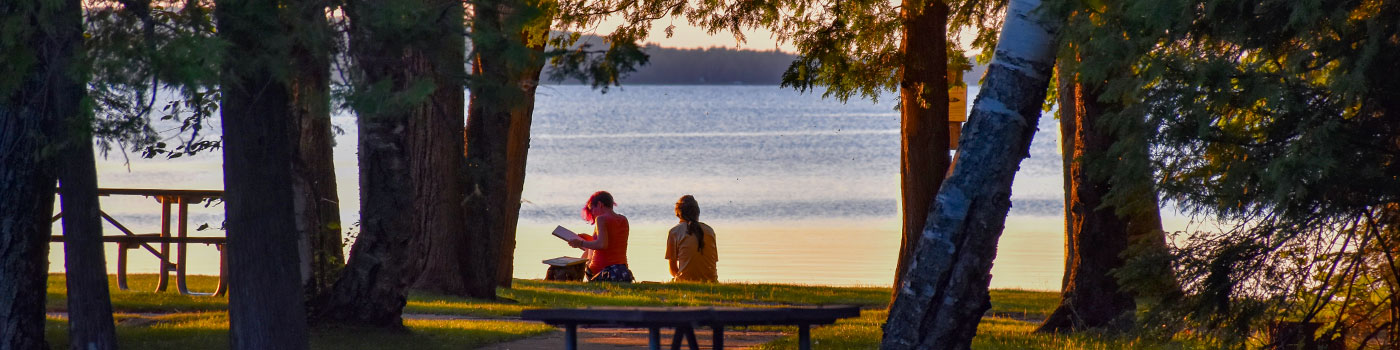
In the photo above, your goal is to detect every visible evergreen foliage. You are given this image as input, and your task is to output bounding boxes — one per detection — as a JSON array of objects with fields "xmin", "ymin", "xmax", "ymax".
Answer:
[
  {"xmin": 1051, "ymin": 0, "xmax": 1400, "ymax": 346},
  {"xmin": 84, "ymin": 1, "xmax": 224, "ymax": 160}
]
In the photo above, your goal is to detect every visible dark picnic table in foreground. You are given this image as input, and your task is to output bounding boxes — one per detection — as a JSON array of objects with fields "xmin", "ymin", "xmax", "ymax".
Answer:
[{"xmin": 521, "ymin": 305, "xmax": 862, "ymax": 350}]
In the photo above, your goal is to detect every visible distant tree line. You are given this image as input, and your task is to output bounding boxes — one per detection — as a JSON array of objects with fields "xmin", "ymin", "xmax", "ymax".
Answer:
[
  {"xmin": 545, "ymin": 37, "xmax": 989, "ymax": 86},
  {"xmin": 549, "ymin": 44, "xmax": 794, "ymax": 85}
]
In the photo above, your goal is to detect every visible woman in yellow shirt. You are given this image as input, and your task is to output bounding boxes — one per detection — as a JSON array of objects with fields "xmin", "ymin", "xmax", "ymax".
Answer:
[{"xmin": 665, "ymin": 195, "xmax": 718, "ymax": 282}]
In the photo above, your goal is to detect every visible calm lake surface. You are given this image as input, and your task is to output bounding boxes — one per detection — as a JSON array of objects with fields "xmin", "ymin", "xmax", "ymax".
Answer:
[{"xmin": 50, "ymin": 85, "xmax": 1186, "ymax": 291}]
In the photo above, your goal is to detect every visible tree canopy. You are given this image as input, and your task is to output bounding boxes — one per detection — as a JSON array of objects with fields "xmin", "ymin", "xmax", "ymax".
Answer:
[{"xmin": 1052, "ymin": 0, "xmax": 1400, "ymax": 345}]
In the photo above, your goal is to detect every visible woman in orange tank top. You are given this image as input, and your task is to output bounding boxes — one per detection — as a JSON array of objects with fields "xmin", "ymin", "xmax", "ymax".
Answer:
[{"xmin": 567, "ymin": 191, "xmax": 634, "ymax": 282}]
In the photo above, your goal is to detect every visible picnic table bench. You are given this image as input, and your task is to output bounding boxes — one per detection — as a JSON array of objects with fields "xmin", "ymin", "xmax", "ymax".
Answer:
[
  {"xmin": 520, "ymin": 305, "xmax": 862, "ymax": 350},
  {"xmin": 50, "ymin": 188, "xmax": 227, "ymax": 296}
]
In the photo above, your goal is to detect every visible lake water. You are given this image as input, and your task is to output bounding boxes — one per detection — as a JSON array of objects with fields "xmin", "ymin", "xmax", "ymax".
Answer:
[{"xmin": 49, "ymin": 85, "xmax": 1179, "ymax": 291}]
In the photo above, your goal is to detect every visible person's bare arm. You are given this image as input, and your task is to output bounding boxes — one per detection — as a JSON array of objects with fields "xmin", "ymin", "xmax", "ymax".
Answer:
[
  {"xmin": 570, "ymin": 220, "xmax": 610, "ymax": 250},
  {"xmin": 669, "ymin": 258, "xmax": 680, "ymax": 277}
]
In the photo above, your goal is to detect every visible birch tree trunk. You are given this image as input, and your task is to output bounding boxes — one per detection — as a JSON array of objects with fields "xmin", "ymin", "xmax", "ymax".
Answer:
[
  {"xmin": 314, "ymin": 0, "xmax": 466, "ymax": 327},
  {"xmin": 892, "ymin": 0, "xmax": 952, "ymax": 300},
  {"xmin": 214, "ymin": 0, "xmax": 311, "ymax": 347},
  {"xmin": 881, "ymin": 0, "xmax": 1061, "ymax": 347}
]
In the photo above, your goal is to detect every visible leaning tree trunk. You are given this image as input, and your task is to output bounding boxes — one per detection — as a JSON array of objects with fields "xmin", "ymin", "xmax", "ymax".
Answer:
[
  {"xmin": 214, "ymin": 0, "xmax": 310, "ymax": 348},
  {"xmin": 315, "ymin": 0, "xmax": 466, "ymax": 327},
  {"xmin": 47, "ymin": 0, "xmax": 120, "ymax": 347},
  {"xmin": 881, "ymin": 0, "xmax": 1061, "ymax": 348},
  {"xmin": 418, "ymin": 0, "xmax": 551, "ymax": 297},
  {"xmin": 892, "ymin": 0, "xmax": 952, "ymax": 301},
  {"xmin": 1034, "ymin": 64, "xmax": 1136, "ymax": 332},
  {"xmin": 287, "ymin": 0, "xmax": 345, "ymax": 305}
]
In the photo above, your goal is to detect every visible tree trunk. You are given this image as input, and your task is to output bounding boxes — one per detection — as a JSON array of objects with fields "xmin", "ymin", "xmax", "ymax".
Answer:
[
  {"xmin": 881, "ymin": 0, "xmax": 1061, "ymax": 348},
  {"xmin": 491, "ymin": 17, "xmax": 551, "ymax": 289},
  {"xmin": 57, "ymin": 21, "xmax": 120, "ymax": 350},
  {"xmin": 892, "ymin": 0, "xmax": 952, "ymax": 302},
  {"xmin": 214, "ymin": 0, "xmax": 310, "ymax": 348},
  {"xmin": 60, "ymin": 130, "xmax": 120, "ymax": 350},
  {"xmin": 1056, "ymin": 62, "xmax": 1075, "ymax": 291},
  {"xmin": 413, "ymin": 0, "xmax": 550, "ymax": 297},
  {"xmin": 42, "ymin": 0, "xmax": 121, "ymax": 347},
  {"xmin": 0, "ymin": 122, "xmax": 55, "ymax": 349},
  {"xmin": 0, "ymin": 0, "xmax": 87, "ymax": 347},
  {"xmin": 1034, "ymin": 65, "xmax": 1136, "ymax": 332},
  {"xmin": 286, "ymin": 0, "xmax": 345, "ymax": 305},
  {"xmin": 315, "ymin": 0, "xmax": 466, "ymax": 327}
]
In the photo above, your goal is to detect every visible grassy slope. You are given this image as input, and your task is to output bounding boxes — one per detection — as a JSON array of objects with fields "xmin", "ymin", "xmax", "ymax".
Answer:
[{"xmin": 45, "ymin": 274, "xmax": 1195, "ymax": 349}]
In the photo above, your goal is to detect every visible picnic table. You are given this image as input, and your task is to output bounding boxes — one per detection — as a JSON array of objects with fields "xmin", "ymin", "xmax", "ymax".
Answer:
[
  {"xmin": 50, "ymin": 188, "xmax": 227, "ymax": 296},
  {"xmin": 520, "ymin": 305, "xmax": 862, "ymax": 350}
]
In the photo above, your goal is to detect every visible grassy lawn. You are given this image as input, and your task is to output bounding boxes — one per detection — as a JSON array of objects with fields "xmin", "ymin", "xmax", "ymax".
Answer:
[
  {"xmin": 44, "ymin": 312, "xmax": 553, "ymax": 350},
  {"xmin": 45, "ymin": 274, "xmax": 1197, "ymax": 349}
]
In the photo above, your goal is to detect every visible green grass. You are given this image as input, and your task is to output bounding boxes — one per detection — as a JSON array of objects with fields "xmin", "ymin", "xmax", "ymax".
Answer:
[
  {"xmin": 45, "ymin": 312, "xmax": 553, "ymax": 350},
  {"xmin": 48, "ymin": 274, "xmax": 228, "ymax": 313},
  {"xmin": 45, "ymin": 274, "xmax": 1199, "ymax": 349}
]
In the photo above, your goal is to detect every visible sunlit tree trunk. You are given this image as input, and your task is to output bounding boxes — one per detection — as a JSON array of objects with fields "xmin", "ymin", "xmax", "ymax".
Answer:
[
  {"xmin": 315, "ymin": 0, "xmax": 466, "ymax": 327},
  {"xmin": 286, "ymin": 0, "xmax": 345, "ymax": 305},
  {"xmin": 892, "ymin": 0, "xmax": 952, "ymax": 301},
  {"xmin": 1057, "ymin": 63, "xmax": 1075, "ymax": 291},
  {"xmin": 1035, "ymin": 63, "xmax": 1135, "ymax": 332},
  {"xmin": 414, "ymin": 0, "xmax": 551, "ymax": 297},
  {"xmin": 882, "ymin": 0, "xmax": 1061, "ymax": 347},
  {"xmin": 214, "ymin": 0, "xmax": 311, "ymax": 347}
]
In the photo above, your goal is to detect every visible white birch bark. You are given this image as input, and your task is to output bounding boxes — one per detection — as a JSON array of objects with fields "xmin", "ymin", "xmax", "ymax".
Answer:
[{"xmin": 880, "ymin": 0, "xmax": 1062, "ymax": 348}]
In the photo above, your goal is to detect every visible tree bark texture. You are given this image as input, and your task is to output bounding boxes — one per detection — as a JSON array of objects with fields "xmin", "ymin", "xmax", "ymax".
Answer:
[
  {"xmin": 892, "ymin": 0, "xmax": 952, "ymax": 301},
  {"xmin": 0, "ymin": 0, "xmax": 86, "ymax": 347},
  {"xmin": 1056, "ymin": 62, "xmax": 1075, "ymax": 291},
  {"xmin": 286, "ymin": 0, "xmax": 345, "ymax": 305},
  {"xmin": 214, "ymin": 0, "xmax": 311, "ymax": 348},
  {"xmin": 55, "ymin": 15, "xmax": 120, "ymax": 350},
  {"xmin": 40, "ymin": 0, "xmax": 121, "ymax": 347},
  {"xmin": 485, "ymin": 4, "xmax": 552, "ymax": 290},
  {"xmin": 59, "ymin": 129, "xmax": 120, "ymax": 350},
  {"xmin": 0, "ymin": 0, "xmax": 96, "ymax": 345},
  {"xmin": 0, "ymin": 123, "xmax": 55, "ymax": 349},
  {"xmin": 881, "ymin": 0, "xmax": 1061, "ymax": 348},
  {"xmin": 1034, "ymin": 67, "xmax": 1136, "ymax": 332},
  {"xmin": 316, "ymin": 0, "xmax": 466, "ymax": 327},
  {"xmin": 415, "ymin": 0, "xmax": 551, "ymax": 297}
]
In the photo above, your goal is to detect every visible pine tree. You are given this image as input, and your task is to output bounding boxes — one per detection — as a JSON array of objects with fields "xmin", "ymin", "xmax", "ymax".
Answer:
[{"xmin": 1049, "ymin": 0, "xmax": 1400, "ymax": 344}]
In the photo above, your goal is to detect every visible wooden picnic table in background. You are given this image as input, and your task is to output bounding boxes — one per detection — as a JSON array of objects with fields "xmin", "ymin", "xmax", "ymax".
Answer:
[
  {"xmin": 521, "ymin": 305, "xmax": 862, "ymax": 350},
  {"xmin": 50, "ymin": 188, "xmax": 227, "ymax": 296}
]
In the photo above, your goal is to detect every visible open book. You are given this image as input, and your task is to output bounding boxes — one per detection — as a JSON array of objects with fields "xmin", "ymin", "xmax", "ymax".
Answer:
[{"xmin": 551, "ymin": 225, "xmax": 581, "ymax": 242}]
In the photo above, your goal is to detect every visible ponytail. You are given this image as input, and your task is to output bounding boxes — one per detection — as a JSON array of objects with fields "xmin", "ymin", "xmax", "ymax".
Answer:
[
  {"xmin": 675, "ymin": 195, "xmax": 704, "ymax": 254},
  {"xmin": 687, "ymin": 221, "xmax": 704, "ymax": 254}
]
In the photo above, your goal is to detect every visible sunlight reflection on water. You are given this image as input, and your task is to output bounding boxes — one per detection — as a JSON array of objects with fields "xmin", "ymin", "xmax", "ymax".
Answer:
[{"xmin": 46, "ymin": 85, "xmax": 1178, "ymax": 291}]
